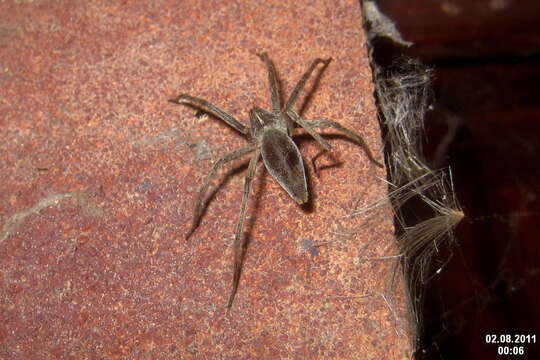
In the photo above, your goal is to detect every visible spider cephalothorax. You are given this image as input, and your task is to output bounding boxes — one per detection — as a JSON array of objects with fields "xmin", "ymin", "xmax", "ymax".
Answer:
[{"xmin": 169, "ymin": 53, "xmax": 382, "ymax": 308}]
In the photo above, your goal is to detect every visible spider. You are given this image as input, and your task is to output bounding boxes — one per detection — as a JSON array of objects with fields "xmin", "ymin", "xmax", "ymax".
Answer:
[{"xmin": 169, "ymin": 53, "xmax": 382, "ymax": 308}]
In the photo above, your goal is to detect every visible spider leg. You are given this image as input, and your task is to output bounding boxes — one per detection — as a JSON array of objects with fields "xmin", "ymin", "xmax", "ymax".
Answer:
[
  {"xmin": 186, "ymin": 145, "xmax": 256, "ymax": 239},
  {"xmin": 306, "ymin": 119, "xmax": 384, "ymax": 168},
  {"xmin": 286, "ymin": 109, "xmax": 332, "ymax": 151},
  {"xmin": 227, "ymin": 149, "xmax": 261, "ymax": 309},
  {"xmin": 257, "ymin": 52, "xmax": 281, "ymax": 113},
  {"xmin": 169, "ymin": 94, "xmax": 249, "ymax": 136},
  {"xmin": 284, "ymin": 57, "xmax": 331, "ymax": 112}
]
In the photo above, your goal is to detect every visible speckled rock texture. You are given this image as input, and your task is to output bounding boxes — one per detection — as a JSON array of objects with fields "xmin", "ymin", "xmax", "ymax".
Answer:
[{"xmin": 0, "ymin": 0, "xmax": 410, "ymax": 358}]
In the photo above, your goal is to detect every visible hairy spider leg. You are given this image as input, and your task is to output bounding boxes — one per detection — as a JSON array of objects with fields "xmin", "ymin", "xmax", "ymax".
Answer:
[
  {"xmin": 185, "ymin": 146, "xmax": 256, "ymax": 239},
  {"xmin": 281, "ymin": 57, "xmax": 333, "ymax": 150},
  {"xmin": 284, "ymin": 57, "xmax": 331, "ymax": 112},
  {"xmin": 305, "ymin": 119, "xmax": 384, "ymax": 168},
  {"xmin": 257, "ymin": 52, "xmax": 282, "ymax": 113},
  {"xmin": 227, "ymin": 149, "xmax": 261, "ymax": 309},
  {"xmin": 286, "ymin": 109, "xmax": 332, "ymax": 150},
  {"xmin": 169, "ymin": 94, "xmax": 249, "ymax": 135}
]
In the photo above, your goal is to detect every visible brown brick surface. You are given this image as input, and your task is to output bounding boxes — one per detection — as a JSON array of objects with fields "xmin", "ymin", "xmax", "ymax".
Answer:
[{"xmin": 0, "ymin": 0, "xmax": 409, "ymax": 358}]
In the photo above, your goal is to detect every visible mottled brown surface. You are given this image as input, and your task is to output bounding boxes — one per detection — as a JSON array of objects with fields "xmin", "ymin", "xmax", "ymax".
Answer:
[{"xmin": 0, "ymin": 0, "xmax": 409, "ymax": 358}]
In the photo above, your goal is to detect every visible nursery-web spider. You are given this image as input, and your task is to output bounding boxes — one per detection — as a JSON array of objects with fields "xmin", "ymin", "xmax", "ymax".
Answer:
[{"xmin": 169, "ymin": 53, "xmax": 382, "ymax": 308}]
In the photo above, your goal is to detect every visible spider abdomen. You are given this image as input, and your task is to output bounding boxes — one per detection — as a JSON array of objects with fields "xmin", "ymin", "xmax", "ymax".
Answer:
[{"xmin": 261, "ymin": 128, "xmax": 308, "ymax": 204}]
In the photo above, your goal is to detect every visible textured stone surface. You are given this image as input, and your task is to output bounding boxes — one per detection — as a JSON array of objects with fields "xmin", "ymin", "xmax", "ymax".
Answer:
[{"xmin": 0, "ymin": 0, "xmax": 409, "ymax": 358}]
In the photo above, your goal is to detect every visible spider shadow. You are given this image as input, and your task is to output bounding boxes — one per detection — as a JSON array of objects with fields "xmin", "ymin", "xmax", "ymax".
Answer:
[
  {"xmin": 234, "ymin": 162, "xmax": 268, "ymax": 284},
  {"xmin": 294, "ymin": 131, "xmax": 380, "ymax": 208},
  {"xmin": 189, "ymin": 132, "xmax": 363, "ymax": 302},
  {"xmin": 190, "ymin": 155, "xmax": 267, "ymax": 298},
  {"xmin": 295, "ymin": 58, "xmax": 332, "ymax": 118},
  {"xmin": 293, "ymin": 132, "xmax": 350, "ymax": 168},
  {"xmin": 190, "ymin": 132, "xmax": 373, "ymax": 238},
  {"xmin": 189, "ymin": 157, "xmax": 251, "ymax": 237},
  {"xmin": 189, "ymin": 153, "xmax": 268, "ymax": 238}
]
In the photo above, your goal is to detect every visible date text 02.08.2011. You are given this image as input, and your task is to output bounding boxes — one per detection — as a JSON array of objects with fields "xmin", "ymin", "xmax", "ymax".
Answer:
[{"xmin": 485, "ymin": 334, "xmax": 536, "ymax": 344}]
